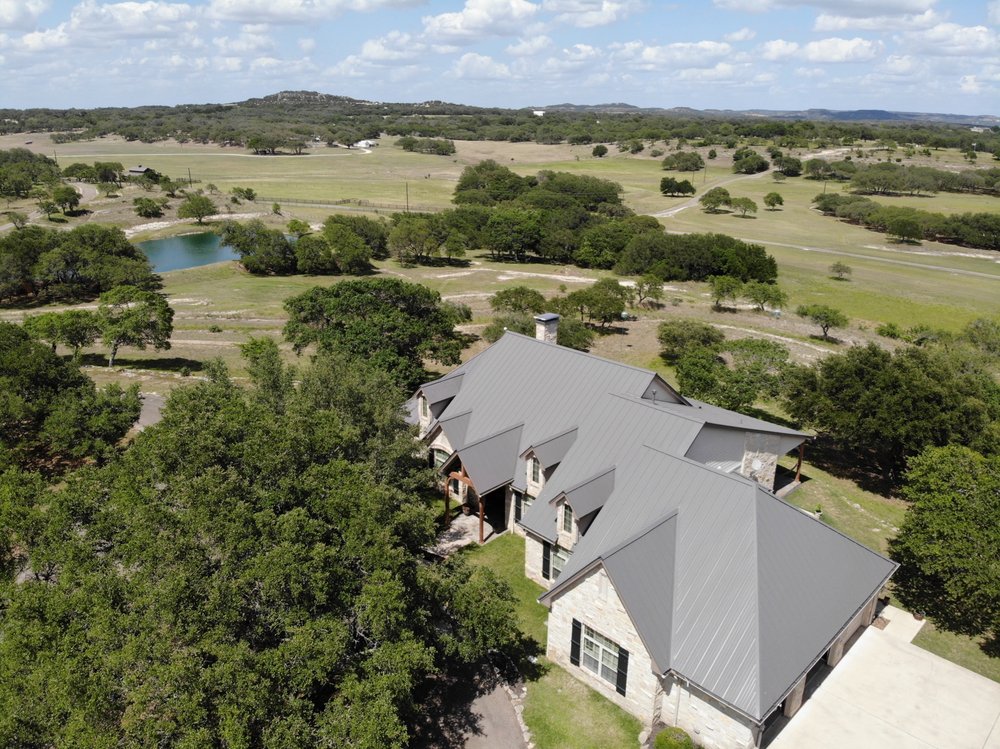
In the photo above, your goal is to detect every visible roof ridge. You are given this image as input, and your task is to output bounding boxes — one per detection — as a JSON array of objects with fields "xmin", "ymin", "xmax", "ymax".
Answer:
[
  {"xmin": 503, "ymin": 331, "xmax": 660, "ymax": 379},
  {"xmin": 640, "ymin": 442, "xmax": 760, "ymax": 489},
  {"xmin": 521, "ymin": 425, "xmax": 580, "ymax": 457},
  {"xmin": 456, "ymin": 421, "xmax": 525, "ymax": 451},
  {"xmin": 607, "ymin": 392, "xmax": 706, "ymax": 426}
]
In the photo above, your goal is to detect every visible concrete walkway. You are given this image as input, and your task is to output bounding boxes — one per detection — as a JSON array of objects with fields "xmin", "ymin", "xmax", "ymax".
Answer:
[
  {"xmin": 463, "ymin": 684, "xmax": 528, "ymax": 749},
  {"xmin": 769, "ymin": 627, "xmax": 1000, "ymax": 749}
]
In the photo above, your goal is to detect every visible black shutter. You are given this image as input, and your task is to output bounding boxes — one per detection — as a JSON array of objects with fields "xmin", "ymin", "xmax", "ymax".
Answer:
[
  {"xmin": 616, "ymin": 647, "xmax": 629, "ymax": 696},
  {"xmin": 570, "ymin": 619, "xmax": 582, "ymax": 667},
  {"xmin": 515, "ymin": 492, "xmax": 522, "ymax": 522},
  {"xmin": 542, "ymin": 541, "xmax": 551, "ymax": 580}
]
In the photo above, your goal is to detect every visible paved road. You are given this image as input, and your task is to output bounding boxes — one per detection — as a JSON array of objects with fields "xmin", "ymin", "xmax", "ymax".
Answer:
[{"xmin": 463, "ymin": 685, "xmax": 527, "ymax": 749}]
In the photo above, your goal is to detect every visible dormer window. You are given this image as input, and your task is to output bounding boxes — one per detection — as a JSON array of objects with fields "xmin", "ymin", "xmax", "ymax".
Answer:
[
  {"xmin": 420, "ymin": 396, "xmax": 429, "ymax": 419},
  {"xmin": 530, "ymin": 456, "xmax": 541, "ymax": 484},
  {"xmin": 562, "ymin": 503, "xmax": 574, "ymax": 534}
]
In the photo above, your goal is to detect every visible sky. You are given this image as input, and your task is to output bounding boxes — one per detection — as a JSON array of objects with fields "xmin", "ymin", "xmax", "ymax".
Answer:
[{"xmin": 0, "ymin": 0, "xmax": 998, "ymax": 114}]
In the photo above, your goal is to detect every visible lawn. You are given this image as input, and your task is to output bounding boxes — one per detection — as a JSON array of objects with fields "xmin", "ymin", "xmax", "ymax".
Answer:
[{"xmin": 463, "ymin": 534, "xmax": 643, "ymax": 749}]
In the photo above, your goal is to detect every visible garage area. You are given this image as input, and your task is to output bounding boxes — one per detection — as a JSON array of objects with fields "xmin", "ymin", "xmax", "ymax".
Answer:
[{"xmin": 767, "ymin": 619, "xmax": 1000, "ymax": 749}]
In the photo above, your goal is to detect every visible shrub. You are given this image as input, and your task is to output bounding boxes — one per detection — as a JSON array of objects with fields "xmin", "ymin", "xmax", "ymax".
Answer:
[
  {"xmin": 654, "ymin": 726, "xmax": 695, "ymax": 749},
  {"xmin": 876, "ymin": 322, "xmax": 901, "ymax": 339}
]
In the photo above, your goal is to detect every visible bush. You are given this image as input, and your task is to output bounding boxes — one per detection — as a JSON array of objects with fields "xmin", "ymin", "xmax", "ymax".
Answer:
[
  {"xmin": 654, "ymin": 726, "xmax": 695, "ymax": 749},
  {"xmin": 876, "ymin": 322, "xmax": 901, "ymax": 339}
]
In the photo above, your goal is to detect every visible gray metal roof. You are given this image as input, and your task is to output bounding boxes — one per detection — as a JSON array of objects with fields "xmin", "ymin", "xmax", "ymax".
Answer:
[
  {"xmin": 558, "ymin": 466, "xmax": 616, "ymax": 519},
  {"xmin": 416, "ymin": 333, "xmax": 891, "ymax": 723},
  {"xmin": 420, "ymin": 372, "xmax": 464, "ymax": 407},
  {"xmin": 524, "ymin": 427, "xmax": 579, "ymax": 468},
  {"xmin": 455, "ymin": 423, "xmax": 524, "ymax": 496},
  {"xmin": 541, "ymin": 446, "xmax": 896, "ymax": 722}
]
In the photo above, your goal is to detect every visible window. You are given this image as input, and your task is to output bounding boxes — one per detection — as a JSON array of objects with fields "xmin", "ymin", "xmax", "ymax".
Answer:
[
  {"xmin": 514, "ymin": 491, "xmax": 533, "ymax": 522},
  {"xmin": 530, "ymin": 456, "xmax": 540, "ymax": 483},
  {"xmin": 541, "ymin": 541, "xmax": 569, "ymax": 581},
  {"xmin": 420, "ymin": 397, "xmax": 429, "ymax": 419},
  {"xmin": 570, "ymin": 618, "xmax": 629, "ymax": 696},
  {"xmin": 582, "ymin": 625, "xmax": 622, "ymax": 685},
  {"xmin": 432, "ymin": 449, "xmax": 448, "ymax": 468},
  {"xmin": 449, "ymin": 478, "xmax": 461, "ymax": 496},
  {"xmin": 551, "ymin": 545, "xmax": 570, "ymax": 579},
  {"xmin": 562, "ymin": 503, "xmax": 573, "ymax": 534}
]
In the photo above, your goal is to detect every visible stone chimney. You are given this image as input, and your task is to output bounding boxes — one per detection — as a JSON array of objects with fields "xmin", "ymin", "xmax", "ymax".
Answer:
[{"xmin": 534, "ymin": 313, "xmax": 560, "ymax": 343}]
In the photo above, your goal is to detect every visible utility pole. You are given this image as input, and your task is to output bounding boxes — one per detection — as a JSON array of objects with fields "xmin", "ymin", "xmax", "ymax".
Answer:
[{"xmin": 187, "ymin": 168, "xmax": 193, "ymax": 187}]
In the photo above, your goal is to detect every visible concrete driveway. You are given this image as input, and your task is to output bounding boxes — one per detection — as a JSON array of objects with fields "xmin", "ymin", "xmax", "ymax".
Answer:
[{"xmin": 769, "ymin": 626, "xmax": 1000, "ymax": 749}]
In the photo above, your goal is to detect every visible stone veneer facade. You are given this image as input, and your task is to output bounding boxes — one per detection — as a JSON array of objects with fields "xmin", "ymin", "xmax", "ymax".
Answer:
[{"xmin": 546, "ymin": 565, "xmax": 759, "ymax": 749}]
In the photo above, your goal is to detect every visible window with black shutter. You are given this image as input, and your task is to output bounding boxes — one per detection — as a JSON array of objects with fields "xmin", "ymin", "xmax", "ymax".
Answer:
[
  {"xmin": 542, "ymin": 541, "xmax": 551, "ymax": 580},
  {"xmin": 578, "ymin": 623, "xmax": 628, "ymax": 696},
  {"xmin": 570, "ymin": 619, "xmax": 581, "ymax": 666},
  {"xmin": 514, "ymin": 492, "xmax": 522, "ymax": 522}
]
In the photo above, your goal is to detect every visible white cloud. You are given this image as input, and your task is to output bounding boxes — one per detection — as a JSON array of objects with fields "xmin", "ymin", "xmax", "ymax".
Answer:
[
  {"xmin": 794, "ymin": 66, "xmax": 825, "ymax": 77},
  {"xmin": 612, "ymin": 39, "xmax": 731, "ymax": 69},
  {"xmin": 724, "ymin": 27, "xmax": 756, "ymax": 42},
  {"xmin": 450, "ymin": 51, "xmax": 513, "ymax": 78},
  {"xmin": 207, "ymin": 0, "xmax": 419, "ymax": 24},
  {"xmin": 814, "ymin": 8, "xmax": 939, "ymax": 30},
  {"xmin": 423, "ymin": 0, "xmax": 539, "ymax": 41},
  {"xmin": 19, "ymin": 26, "xmax": 69, "ymax": 51},
  {"xmin": 713, "ymin": 0, "xmax": 934, "ymax": 15},
  {"xmin": 213, "ymin": 26, "xmax": 272, "ymax": 54},
  {"xmin": 542, "ymin": 0, "xmax": 641, "ymax": 28},
  {"xmin": 989, "ymin": 0, "xmax": 1000, "ymax": 25},
  {"xmin": 760, "ymin": 38, "xmax": 798, "ymax": 59},
  {"xmin": 802, "ymin": 36, "xmax": 882, "ymax": 62},
  {"xmin": 70, "ymin": 1, "xmax": 196, "ymax": 37},
  {"xmin": 879, "ymin": 54, "xmax": 919, "ymax": 75},
  {"xmin": 215, "ymin": 55, "xmax": 243, "ymax": 71},
  {"xmin": 298, "ymin": 37, "xmax": 315, "ymax": 52},
  {"xmin": 360, "ymin": 31, "xmax": 425, "ymax": 61},
  {"xmin": 676, "ymin": 62, "xmax": 742, "ymax": 81},
  {"xmin": 959, "ymin": 74, "xmax": 981, "ymax": 94},
  {"xmin": 904, "ymin": 23, "xmax": 999, "ymax": 56},
  {"xmin": 0, "ymin": 0, "xmax": 49, "ymax": 29},
  {"xmin": 506, "ymin": 35, "xmax": 552, "ymax": 56}
]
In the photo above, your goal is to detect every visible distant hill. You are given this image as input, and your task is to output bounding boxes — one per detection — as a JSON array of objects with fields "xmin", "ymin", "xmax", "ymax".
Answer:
[{"xmin": 538, "ymin": 102, "xmax": 999, "ymax": 127}]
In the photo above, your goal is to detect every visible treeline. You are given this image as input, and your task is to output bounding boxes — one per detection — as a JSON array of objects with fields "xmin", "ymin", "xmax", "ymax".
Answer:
[
  {"xmin": 0, "ymin": 224, "xmax": 160, "ymax": 303},
  {"xmin": 804, "ymin": 158, "xmax": 1000, "ymax": 195},
  {"xmin": 396, "ymin": 136, "xmax": 456, "ymax": 155},
  {"xmin": 3, "ymin": 91, "xmax": 998, "ymax": 156},
  {"xmin": 224, "ymin": 215, "xmax": 387, "ymax": 276},
  {"xmin": 0, "ymin": 148, "xmax": 60, "ymax": 200},
  {"xmin": 813, "ymin": 193, "xmax": 1000, "ymax": 251}
]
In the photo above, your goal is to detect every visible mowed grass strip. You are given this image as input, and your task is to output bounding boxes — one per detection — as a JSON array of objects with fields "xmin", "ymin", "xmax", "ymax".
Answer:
[{"xmin": 462, "ymin": 534, "xmax": 642, "ymax": 748}]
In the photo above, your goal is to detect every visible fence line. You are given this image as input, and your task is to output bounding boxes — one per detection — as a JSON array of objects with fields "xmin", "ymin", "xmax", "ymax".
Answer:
[{"xmin": 253, "ymin": 196, "xmax": 443, "ymax": 213}]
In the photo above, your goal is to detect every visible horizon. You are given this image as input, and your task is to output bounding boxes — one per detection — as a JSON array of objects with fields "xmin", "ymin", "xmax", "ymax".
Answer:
[{"xmin": 0, "ymin": 0, "xmax": 998, "ymax": 115}]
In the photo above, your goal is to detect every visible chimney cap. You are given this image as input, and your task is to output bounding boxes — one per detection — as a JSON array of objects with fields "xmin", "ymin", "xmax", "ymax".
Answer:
[{"xmin": 534, "ymin": 312, "xmax": 560, "ymax": 322}]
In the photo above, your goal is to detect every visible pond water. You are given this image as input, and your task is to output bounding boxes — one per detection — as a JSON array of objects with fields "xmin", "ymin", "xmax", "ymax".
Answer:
[{"xmin": 137, "ymin": 232, "xmax": 237, "ymax": 273}]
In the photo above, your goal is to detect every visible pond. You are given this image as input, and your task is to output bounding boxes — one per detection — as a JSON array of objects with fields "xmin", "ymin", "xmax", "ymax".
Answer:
[{"xmin": 137, "ymin": 232, "xmax": 237, "ymax": 273}]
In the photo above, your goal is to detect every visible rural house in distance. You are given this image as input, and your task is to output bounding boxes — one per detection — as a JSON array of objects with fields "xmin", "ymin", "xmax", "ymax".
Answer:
[{"xmin": 413, "ymin": 315, "xmax": 897, "ymax": 749}]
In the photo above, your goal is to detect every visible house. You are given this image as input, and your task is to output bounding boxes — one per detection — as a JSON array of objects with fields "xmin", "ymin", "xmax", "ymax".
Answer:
[
  {"xmin": 413, "ymin": 314, "xmax": 897, "ymax": 749},
  {"xmin": 128, "ymin": 165, "xmax": 154, "ymax": 175}
]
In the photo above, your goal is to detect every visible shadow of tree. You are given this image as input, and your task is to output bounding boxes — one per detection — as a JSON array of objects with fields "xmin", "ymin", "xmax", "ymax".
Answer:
[{"xmin": 79, "ymin": 353, "xmax": 204, "ymax": 373}]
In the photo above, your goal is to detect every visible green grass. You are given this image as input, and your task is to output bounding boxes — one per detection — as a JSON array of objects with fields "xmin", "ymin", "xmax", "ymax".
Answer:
[
  {"xmin": 463, "ymin": 534, "xmax": 642, "ymax": 748},
  {"xmin": 462, "ymin": 534, "xmax": 549, "ymax": 648},
  {"xmin": 523, "ymin": 665, "xmax": 643, "ymax": 749},
  {"xmin": 912, "ymin": 623, "xmax": 1000, "ymax": 683}
]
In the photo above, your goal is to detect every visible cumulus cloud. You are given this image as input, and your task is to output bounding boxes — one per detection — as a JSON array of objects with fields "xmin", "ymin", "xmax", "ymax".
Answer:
[
  {"xmin": 675, "ymin": 62, "xmax": 742, "ymax": 81},
  {"xmin": 904, "ymin": 23, "xmax": 999, "ymax": 56},
  {"xmin": 814, "ymin": 8, "xmax": 939, "ymax": 30},
  {"xmin": 611, "ymin": 39, "xmax": 731, "ymax": 69},
  {"xmin": 801, "ymin": 36, "xmax": 882, "ymax": 62},
  {"xmin": 19, "ymin": 26, "xmax": 69, "ymax": 52},
  {"xmin": 878, "ymin": 54, "xmax": 920, "ymax": 75},
  {"xmin": 542, "ymin": 0, "xmax": 641, "ymax": 28},
  {"xmin": 213, "ymin": 25, "xmax": 273, "ymax": 54},
  {"xmin": 959, "ymin": 74, "xmax": 980, "ymax": 94},
  {"xmin": 714, "ymin": 0, "xmax": 934, "ymax": 14},
  {"xmin": 450, "ymin": 51, "xmax": 513, "ymax": 78},
  {"xmin": 760, "ymin": 39, "xmax": 798, "ymax": 59},
  {"xmin": 423, "ymin": 0, "xmax": 539, "ymax": 41},
  {"xmin": 506, "ymin": 35, "xmax": 553, "ymax": 56},
  {"xmin": 0, "ymin": 0, "xmax": 49, "ymax": 29},
  {"xmin": 208, "ymin": 0, "xmax": 419, "ymax": 24},
  {"xmin": 724, "ymin": 27, "xmax": 756, "ymax": 41},
  {"xmin": 360, "ymin": 30, "xmax": 425, "ymax": 61}
]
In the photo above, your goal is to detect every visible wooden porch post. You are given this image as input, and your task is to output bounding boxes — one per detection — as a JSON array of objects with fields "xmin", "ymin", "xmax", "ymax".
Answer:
[{"xmin": 795, "ymin": 443, "xmax": 804, "ymax": 483}]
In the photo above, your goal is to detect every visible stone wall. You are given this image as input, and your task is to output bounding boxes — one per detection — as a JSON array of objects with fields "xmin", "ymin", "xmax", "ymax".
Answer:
[
  {"xmin": 524, "ymin": 532, "xmax": 548, "ymax": 588},
  {"xmin": 546, "ymin": 566, "xmax": 659, "ymax": 723},
  {"xmin": 740, "ymin": 433, "xmax": 781, "ymax": 489},
  {"xmin": 657, "ymin": 678, "xmax": 756, "ymax": 749}
]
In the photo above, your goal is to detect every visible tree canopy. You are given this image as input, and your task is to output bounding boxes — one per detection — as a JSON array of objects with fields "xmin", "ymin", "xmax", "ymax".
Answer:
[
  {"xmin": 890, "ymin": 445, "xmax": 1000, "ymax": 645},
  {"xmin": 0, "ymin": 349, "xmax": 519, "ymax": 748},
  {"xmin": 283, "ymin": 278, "xmax": 466, "ymax": 390}
]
